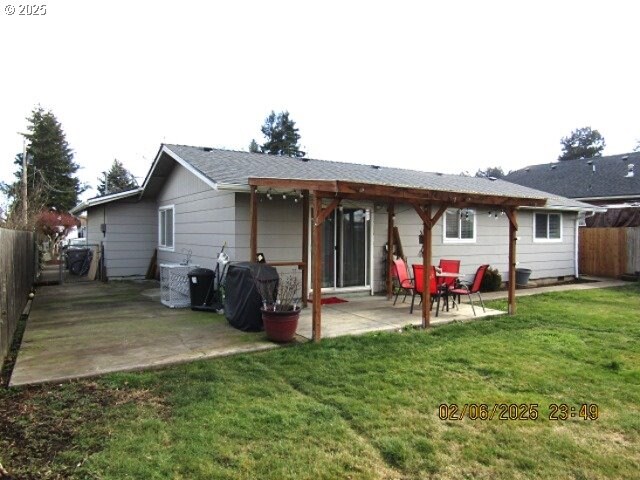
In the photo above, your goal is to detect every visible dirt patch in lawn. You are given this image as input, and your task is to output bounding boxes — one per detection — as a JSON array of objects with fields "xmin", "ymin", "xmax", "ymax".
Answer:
[{"xmin": 0, "ymin": 381, "xmax": 167, "ymax": 479}]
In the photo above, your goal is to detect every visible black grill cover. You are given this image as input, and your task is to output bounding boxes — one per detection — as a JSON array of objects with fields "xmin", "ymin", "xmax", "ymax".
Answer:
[{"xmin": 224, "ymin": 262, "xmax": 279, "ymax": 331}]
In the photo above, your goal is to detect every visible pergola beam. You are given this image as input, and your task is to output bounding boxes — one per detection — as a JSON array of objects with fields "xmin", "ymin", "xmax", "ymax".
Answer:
[
  {"xmin": 315, "ymin": 197, "xmax": 342, "ymax": 225},
  {"xmin": 248, "ymin": 177, "xmax": 547, "ymax": 209}
]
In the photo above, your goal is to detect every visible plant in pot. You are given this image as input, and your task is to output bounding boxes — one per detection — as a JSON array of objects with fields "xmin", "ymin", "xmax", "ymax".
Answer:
[{"xmin": 255, "ymin": 271, "xmax": 301, "ymax": 343}]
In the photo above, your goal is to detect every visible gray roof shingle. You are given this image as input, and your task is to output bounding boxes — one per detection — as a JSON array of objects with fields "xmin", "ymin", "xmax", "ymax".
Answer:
[
  {"xmin": 504, "ymin": 152, "xmax": 640, "ymax": 200},
  {"xmin": 163, "ymin": 144, "xmax": 596, "ymax": 211}
]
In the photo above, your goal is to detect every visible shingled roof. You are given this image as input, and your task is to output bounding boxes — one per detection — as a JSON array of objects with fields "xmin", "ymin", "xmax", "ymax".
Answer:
[
  {"xmin": 153, "ymin": 144, "xmax": 594, "ymax": 211},
  {"xmin": 504, "ymin": 152, "xmax": 640, "ymax": 201}
]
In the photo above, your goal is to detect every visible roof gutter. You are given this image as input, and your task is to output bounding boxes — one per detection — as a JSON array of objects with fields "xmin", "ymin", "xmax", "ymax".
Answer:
[
  {"xmin": 215, "ymin": 183, "xmax": 251, "ymax": 192},
  {"xmin": 575, "ymin": 194, "xmax": 640, "ymax": 202},
  {"xmin": 520, "ymin": 204, "xmax": 607, "ymax": 213}
]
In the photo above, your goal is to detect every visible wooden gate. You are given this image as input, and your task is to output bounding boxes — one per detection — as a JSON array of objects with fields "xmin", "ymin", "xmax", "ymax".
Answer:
[{"xmin": 579, "ymin": 227, "xmax": 640, "ymax": 277}]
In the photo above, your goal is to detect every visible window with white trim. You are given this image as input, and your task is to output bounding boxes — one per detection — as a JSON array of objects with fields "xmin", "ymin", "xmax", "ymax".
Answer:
[
  {"xmin": 534, "ymin": 212, "xmax": 562, "ymax": 241},
  {"xmin": 443, "ymin": 209, "xmax": 476, "ymax": 242},
  {"xmin": 158, "ymin": 205, "xmax": 174, "ymax": 249}
]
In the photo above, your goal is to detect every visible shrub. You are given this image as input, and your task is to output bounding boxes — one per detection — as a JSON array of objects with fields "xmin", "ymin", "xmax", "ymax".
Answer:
[{"xmin": 481, "ymin": 267, "xmax": 502, "ymax": 292}]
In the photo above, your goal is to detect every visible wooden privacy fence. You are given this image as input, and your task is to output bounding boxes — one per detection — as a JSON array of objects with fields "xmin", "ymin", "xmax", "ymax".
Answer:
[
  {"xmin": 579, "ymin": 227, "xmax": 640, "ymax": 278},
  {"xmin": 0, "ymin": 228, "xmax": 38, "ymax": 362}
]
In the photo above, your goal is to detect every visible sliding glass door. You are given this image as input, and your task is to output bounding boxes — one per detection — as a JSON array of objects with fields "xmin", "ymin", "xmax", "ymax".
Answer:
[{"xmin": 321, "ymin": 208, "xmax": 370, "ymax": 289}]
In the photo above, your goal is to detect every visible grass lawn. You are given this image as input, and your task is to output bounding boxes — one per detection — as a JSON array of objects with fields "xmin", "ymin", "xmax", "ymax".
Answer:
[{"xmin": 1, "ymin": 285, "xmax": 639, "ymax": 479}]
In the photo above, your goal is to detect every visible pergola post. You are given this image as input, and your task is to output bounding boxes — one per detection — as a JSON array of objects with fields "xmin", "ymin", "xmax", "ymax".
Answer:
[
  {"xmin": 410, "ymin": 203, "xmax": 447, "ymax": 328},
  {"xmin": 249, "ymin": 185, "xmax": 257, "ymax": 262},
  {"xmin": 301, "ymin": 190, "xmax": 309, "ymax": 308},
  {"xmin": 310, "ymin": 194, "xmax": 342, "ymax": 342},
  {"xmin": 506, "ymin": 208, "xmax": 518, "ymax": 315},
  {"xmin": 386, "ymin": 202, "xmax": 395, "ymax": 299},
  {"xmin": 422, "ymin": 209, "xmax": 432, "ymax": 328},
  {"xmin": 311, "ymin": 194, "xmax": 323, "ymax": 342}
]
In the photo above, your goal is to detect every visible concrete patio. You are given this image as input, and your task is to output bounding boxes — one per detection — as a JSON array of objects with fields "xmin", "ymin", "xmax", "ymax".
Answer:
[
  {"xmin": 9, "ymin": 276, "xmax": 628, "ymax": 386},
  {"xmin": 296, "ymin": 295, "xmax": 501, "ymax": 339}
]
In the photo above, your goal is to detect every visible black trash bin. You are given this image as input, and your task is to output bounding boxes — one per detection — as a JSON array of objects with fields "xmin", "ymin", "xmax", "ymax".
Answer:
[
  {"xmin": 188, "ymin": 268, "xmax": 215, "ymax": 310},
  {"xmin": 67, "ymin": 248, "xmax": 92, "ymax": 275}
]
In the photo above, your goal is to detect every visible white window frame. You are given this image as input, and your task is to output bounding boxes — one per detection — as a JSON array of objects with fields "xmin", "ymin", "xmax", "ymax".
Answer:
[
  {"xmin": 158, "ymin": 204, "xmax": 175, "ymax": 251},
  {"xmin": 443, "ymin": 208, "xmax": 477, "ymax": 243},
  {"xmin": 533, "ymin": 212, "xmax": 563, "ymax": 243}
]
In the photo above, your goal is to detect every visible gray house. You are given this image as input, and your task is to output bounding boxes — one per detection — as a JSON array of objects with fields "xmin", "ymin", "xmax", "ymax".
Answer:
[{"xmin": 72, "ymin": 144, "xmax": 600, "ymax": 293}]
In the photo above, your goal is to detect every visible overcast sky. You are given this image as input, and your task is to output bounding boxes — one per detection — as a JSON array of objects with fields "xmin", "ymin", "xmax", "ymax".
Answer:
[{"xmin": 1, "ymin": 0, "xmax": 639, "ymax": 205}]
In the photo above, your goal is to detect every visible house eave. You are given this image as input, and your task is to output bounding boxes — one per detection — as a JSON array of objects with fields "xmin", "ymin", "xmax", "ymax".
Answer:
[
  {"xmin": 70, "ymin": 188, "xmax": 143, "ymax": 214},
  {"xmin": 575, "ymin": 194, "xmax": 640, "ymax": 202},
  {"xmin": 141, "ymin": 145, "xmax": 218, "ymax": 197}
]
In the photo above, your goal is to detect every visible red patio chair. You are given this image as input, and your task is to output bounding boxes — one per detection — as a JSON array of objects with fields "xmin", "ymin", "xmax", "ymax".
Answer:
[
  {"xmin": 450, "ymin": 264, "xmax": 489, "ymax": 316},
  {"xmin": 438, "ymin": 259, "xmax": 460, "ymax": 290},
  {"xmin": 392, "ymin": 258, "xmax": 414, "ymax": 305},
  {"xmin": 410, "ymin": 265, "xmax": 442, "ymax": 315}
]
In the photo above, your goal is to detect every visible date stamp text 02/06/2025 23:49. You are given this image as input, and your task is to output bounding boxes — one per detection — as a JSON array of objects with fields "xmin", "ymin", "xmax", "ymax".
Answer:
[{"xmin": 438, "ymin": 403, "xmax": 600, "ymax": 421}]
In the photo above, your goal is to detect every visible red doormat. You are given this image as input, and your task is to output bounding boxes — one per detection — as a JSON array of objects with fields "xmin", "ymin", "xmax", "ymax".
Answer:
[{"xmin": 308, "ymin": 297, "xmax": 348, "ymax": 305}]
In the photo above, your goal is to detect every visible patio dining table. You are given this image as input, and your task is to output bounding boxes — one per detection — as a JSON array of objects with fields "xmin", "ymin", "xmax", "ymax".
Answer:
[{"xmin": 435, "ymin": 270, "xmax": 459, "ymax": 313}]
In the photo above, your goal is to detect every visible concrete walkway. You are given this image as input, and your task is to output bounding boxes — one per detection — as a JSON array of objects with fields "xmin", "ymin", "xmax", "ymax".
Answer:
[
  {"xmin": 481, "ymin": 276, "xmax": 629, "ymax": 301},
  {"xmin": 10, "ymin": 276, "xmax": 630, "ymax": 386},
  {"xmin": 10, "ymin": 281, "xmax": 277, "ymax": 386}
]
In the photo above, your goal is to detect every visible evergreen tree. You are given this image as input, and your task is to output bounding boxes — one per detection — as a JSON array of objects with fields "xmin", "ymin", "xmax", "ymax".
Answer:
[
  {"xmin": 558, "ymin": 127, "xmax": 606, "ymax": 161},
  {"xmin": 259, "ymin": 110, "xmax": 305, "ymax": 157},
  {"xmin": 97, "ymin": 159, "xmax": 138, "ymax": 196},
  {"xmin": 2, "ymin": 106, "xmax": 85, "ymax": 214},
  {"xmin": 249, "ymin": 139, "xmax": 261, "ymax": 153},
  {"xmin": 475, "ymin": 166, "xmax": 505, "ymax": 179}
]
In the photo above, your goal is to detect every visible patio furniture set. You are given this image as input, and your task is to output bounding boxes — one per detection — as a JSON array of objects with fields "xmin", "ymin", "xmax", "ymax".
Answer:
[{"xmin": 392, "ymin": 259, "xmax": 489, "ymax": 317}]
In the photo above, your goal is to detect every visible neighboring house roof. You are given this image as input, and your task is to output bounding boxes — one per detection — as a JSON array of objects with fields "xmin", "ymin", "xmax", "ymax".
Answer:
[
  {"xmin": 140, "ymin": 144, "xmax": 597, "ymax": 212},
  {"xmin": 504, "ymin": 152, "xmax": 640, "ymax": 201},
  {"xmin": 70, "ymin": 188, "xmax": 142, "ymax": 215}
]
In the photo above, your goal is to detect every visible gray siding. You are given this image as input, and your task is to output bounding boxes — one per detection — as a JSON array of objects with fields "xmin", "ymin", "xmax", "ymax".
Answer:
[
  {"xmin": 85, "ymin": 199, "xmax": 158, "ymax": 278},
  {"xmin": 85, "ymin": 206, "xmax": 105, "ymax": 246},
  {"xmin": 156, "ymin": 164, "xmax": 236, "ymax": 267},
  {"xmin": 372, "ymin": 205, "xmax": 578, "ymax": 291},
  {"xmin": 235, "ymin": 193, "xmax": 304, "ymax": 264}
]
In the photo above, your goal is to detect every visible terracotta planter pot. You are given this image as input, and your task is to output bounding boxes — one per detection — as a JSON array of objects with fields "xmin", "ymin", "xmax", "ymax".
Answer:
[{"xmin": 261, "ymin": 308, "xmax": 300, "ymax": 343}]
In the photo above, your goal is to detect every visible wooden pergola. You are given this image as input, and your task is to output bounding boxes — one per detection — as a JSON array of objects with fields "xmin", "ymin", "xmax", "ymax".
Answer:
[{"xmin": 247, "ymin": 177, "xmax": 546, "ymax": 342}]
